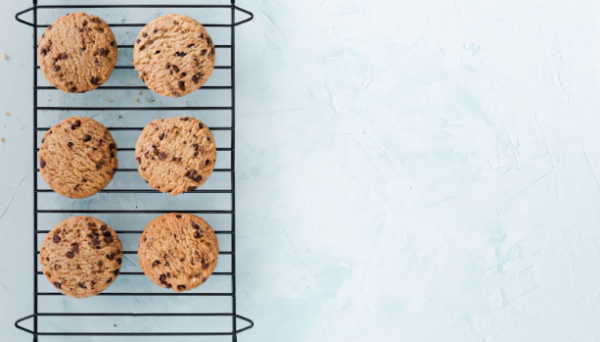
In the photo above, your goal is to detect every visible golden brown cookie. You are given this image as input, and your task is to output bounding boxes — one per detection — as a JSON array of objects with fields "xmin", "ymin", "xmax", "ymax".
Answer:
[
  {"xmin": 135, "ymin": 116, "xmax": 216, "ymax": 196},
  {"xmin": 39, "ymin": 117, "xmax": 118, "ymax": 199},
  {"xmin": 38, "ymin": 13, "xmax": 118, "ymax": 93},
  {"xmin": 132, "ymin": 14, "xmax": 216, "ymax": 97},
  {"xmin": 40, "ymin": 216, "xmax": 123, "ymax": 298},
  {"xmin": 138, "ymin": 213, "xmax": 219, "ymax": 292}
]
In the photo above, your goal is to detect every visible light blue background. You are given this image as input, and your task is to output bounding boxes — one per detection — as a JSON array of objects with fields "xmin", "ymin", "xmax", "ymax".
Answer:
[{"xmin": 3, "ymin": 0, "xmax": 600, "ymax": 341}]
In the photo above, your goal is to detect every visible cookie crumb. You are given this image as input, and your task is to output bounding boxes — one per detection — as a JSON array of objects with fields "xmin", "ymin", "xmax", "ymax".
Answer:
[
  {"xmin": 136, "ymin": 99, "xmax": 140, "ymax": 102},
  {"xmin": 139, "ymin": 91, "xmax": 142, "ymax": 95},
  {"xmin": 1, "ymin": 137, "xmax": 4, "ymax": 142},
  {"xmin": 107, "ymin": 99, "xmax": 113, "ymax": 103},
  {"xmin": 4, "ymin": 111, "xmax": 8, "ymax": 116},
  {"xmin": 2, "ymin": 54, "xmax": 7, "ymax": 60}
]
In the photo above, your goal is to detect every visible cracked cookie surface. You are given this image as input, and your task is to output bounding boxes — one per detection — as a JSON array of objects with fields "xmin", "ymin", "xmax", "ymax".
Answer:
[
  {"xmin": 40, "ymin": 216, "xmax": 123, "ymax": 298},
  {"xmin": 39, "ymin": 116, "xmax": 118, "ymax": 199},
  {"xmin": 132, "ymin": 14, "xmax": 215, "ymax": 97},
  {"xmin": 38, "ymin": 13, "xmax": 118, "ymax": 93},
  {"xmin": 138, "ymin": 213, "xmax": 219, "ymax": 292},
  {"xmin": 135, "ymin": 116, "xmax": 216, "ymax": 196}
]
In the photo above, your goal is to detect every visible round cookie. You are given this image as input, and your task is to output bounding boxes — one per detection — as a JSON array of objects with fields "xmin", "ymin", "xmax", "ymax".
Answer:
[
  {"xmin": 132, "ymin": 14, "xmax": 215, "ymax": 97},
  {"xmin": 39, "ymin": 117, "xmax": 118, "ymax": 199},
  {"xmin": 38, "ymin": 13, "xmax": 118, "ymax": 93},
  {"xmin": 138, "ymin": 213, "xmax": 219, "ymax": 292},
  {"xmin": 40, "ymin": 216, "xmax": 123, "ymax": 298},
  {"xmin": 135, "ymin": 116, "xmax": 216, "ymax": 196}
]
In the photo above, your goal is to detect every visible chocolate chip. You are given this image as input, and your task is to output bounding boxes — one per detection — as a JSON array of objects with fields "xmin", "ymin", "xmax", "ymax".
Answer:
[
  {"xmin": 113, "ymin": 269, "xmax": 119, "ymax": 276},
  {"xmin": 205, "ymin": 159, "xmax": 211, "ymax": 166},
  {"xmin": 71, "ymin": 120, "xmax": 81, "ymax": 130},
  {"xmin": 61, "ymin": 53, "xmax": 68, "ymax": 59},
  {"xmin": 106, "ymin": 253, "xmax": 114, "ymax": 260},
  {"xmin": 194, "ymin": 175, "xmax": 202, "ymax": 182},
  {"xmin": 211, "ymin": 46, "xmax": 215, "ymax": 55},
  {"xmin": 98, "ymin": 47, "xmax": 105, "ymax": 56},
  {"xmin": 53, "ymin": 282, "xmax": 62, "ymax": 289},
  {"xmin": 40, "ymin": 159, "xmax": 46, "ymax": 169},
  {"xmin": 201, "ymin": 49, "xmax": 207, "ymax": 56},
  {"xmin": 72, "ymin": 245, "xmax": 79, "ymax": 253},
  {"xmin": 105, "ymin": 236, "xmax": 113, "ymax": 243},
  {"xmin": 176, "ymin": 214, "xmax": 182, "ymax": 218},
  {"xmin": 67, "ymin": 142, "xmax": 73, "ymax": 148},
  {"xmin": 116, "ymin": 258, "xmax": 122, "ymax": 265},
  {"xmin": 165, "ymin": 283, "xmax": 172, "ymax": 288},
  {"xmin": 82, "ymin": 20, "xmax": 88, "ymax": 26},
  {"xmin": 48, "ymin": 25, "xmax": 53, "ymax": 30},
  {"xmin": 100, "ymin": 225, "xmax": 107, "ymax": 231},
  {"xmin": 177, "ymin": 285, "xmax": 186, "ymax": 291},
  {"xmin": 78, "ymin": 282, "xmax": 87, "ymax": 289},
  {"xmin": 81, "ymin": 47, "xmax": 86, "ymax": 52},
  {"xmin": 187, "ymin": 186, "xmax": 197, "ymax": 191},
  {"xmin": 93, "ymin": 17, "xmax": 100, "ymax": 24},
  {"xmin": 110, "ymin": 41, "xmax": 115, "ymax": 46},
  {"xmin": 181, "ymin": 72, "xmax": 187, "ymax": 77},
  {"xmin": 164, "ymin": 262, "xmax": 170, "ymax": 266},
  {"xmin": 155, "ymin": 50, "xmax": 161, "ymax": 54},
  {"xmin": 175, "ymin": 51, "xmax": 187, "ymax": 57},
  {"xmin": 90, "ymin": 77, "xmax": 99, "ymax": 85},
  {"xmin": 83, "ymin": 134, "xmax": 92, "ymax": 142},
  {"xmin": 174, "ymin": 20, "xmax": 179, "ymax": 25},
  {"xmin": 106, "ymin": 277, "xmax": 112, "ymax": 283},
  {"xmin": 159, "ymin": 274, "xmax": 166, "ymax": 282},
  {"xmin": 172, "ymin": 65, "xmax": 180, "ymax": 73},
  {"xmin": 143, "ymin": 32, "xmax": 148, "ymax": 37},
  {"xmin": 96, "ymin": 162, "xmax": 102, "ymax": 170},
  {"xmin": 202, "ymin": 263, "xmax": 209, "ymax": 269},
  {"xmin": 159, "ymin": 151, "xmax": 167, "ymax": 160},
  {"xmin": 53, "ymin": 65, "xmax": 60, "ymax": 72},
  {"xmin": 192, "ymin": 223, "xmax": 200, "ymax": 230},
  {"xmin": 159, "ymin": 132, "xmax": 165, "ymax": 140},
  {"xmin": 140, "ymin": 46, "xmax": 146, "ymax": 51},
  {"xmin": 194, "ymin": 231, "xmax": 202, "ymax": 238},
  {"xmin": 69, "ymin": 86, "xmax": 77, "ymax": 92},
  {"xmin": 153, "ymin": 260, "xmax": 160, "ymax": 267},
  {"xmin": 52, "ymin": 235, "xmax": 61, "ymax": 243},
  {"xmin": 180, "ymin": 117, "xmax": 189, "ymax": 121},
  {"xmin": 186, "ymin": 170, "xmax": 197, "ymax": 179},
  {"xmin": 91, "ymin": 237, "xmax": 100, "ymax": 245},
  {"xmin": 154, "ymin": 29, "xmax": 158, "ymax": 33},
  {"xmin": 200, "ymin": 33, "xmax": 204, "ymax": 39},
  {"xmin": 109, "ymin": 143, "xmax": 116, "ymax": 150},
  {"xmin": 66, "ymin": 251, "xmax": 74, "ymax": 258},
  {"xmin": 192, "ymin": 74, "xmax": 201, "ymax": 84},
  {"xmin": 136, "ymin": 157, "xmax": 142, "ymax": 164}
]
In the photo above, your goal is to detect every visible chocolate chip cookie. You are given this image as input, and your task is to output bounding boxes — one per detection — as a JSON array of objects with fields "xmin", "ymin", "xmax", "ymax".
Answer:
[
  {"xmin": 132, "ymin": 14, "xmax": 215, "ymax": 97},
  {"xmin": 135, "ymin": 116, "xmax": 216, "ymax": 196},
  {"xmin": 138, "ymin": 213, "xmax": 219, "ymax": 292},
  {"xmin": 39, "ymin": 117, "xmax": 118, "ymax": 199},
  {"xmin": 38, "ymin": 13, "xmax": 118, "ymax": 93},
  {"xmin": 40, "ymin": 216, "xmax": 123, "ymax": 298}
]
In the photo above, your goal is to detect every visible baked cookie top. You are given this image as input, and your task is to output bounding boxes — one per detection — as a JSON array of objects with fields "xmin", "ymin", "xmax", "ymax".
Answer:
[
  {"xmin": 135, "ymin": 116, "xmax": 216, "ymax": 196},
  {"xmin": 39, "ymin": 116, "xmax": 118, "ymax": 199},
  {"xmin": 132, "ymin": 14, "xmax": 216, "ymax": 97},
  {"xmin": 38, "ymin": 13, "xmax": 118, "ymax": 93},
  {"xmin": 40, "ymin": 216, "xmax": 123, "ymax": 298},
  {"xmin": 138, "ymin": 213, "xmax": 219, "ymax": 292}
]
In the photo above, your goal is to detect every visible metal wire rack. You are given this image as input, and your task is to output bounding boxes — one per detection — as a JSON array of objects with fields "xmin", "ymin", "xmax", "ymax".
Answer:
[{"xmin": 14, "ymin": 1, "xmax": 254, "ymax": 340}]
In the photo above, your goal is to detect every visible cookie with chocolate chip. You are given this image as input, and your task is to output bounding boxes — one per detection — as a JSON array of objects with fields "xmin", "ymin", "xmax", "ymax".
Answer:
[
  {"xmin": 138, "ymin": 213, "xmax": 219, "ymax": 292},
  {"xmin": 135, "ymin": 116, "xmax": 216, "ymax": 196},
  {"xmin": 40, "ymin": 216, "xmax": 123, "ymax": 298},
  {"xmin": 132, "ymin": 14, "xmax": 215, "ymax": 97},
  {"xmin": 39, "ymin": 117, "xmax": 118, "ymax": 198},
  {"xmin": 38, "ymin": 13, "xmax": 118, "ymax": 93}
]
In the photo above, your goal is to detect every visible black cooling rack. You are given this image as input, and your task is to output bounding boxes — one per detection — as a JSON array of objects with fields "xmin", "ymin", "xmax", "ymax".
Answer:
[{"xmin": 14, "ymin": 1, "xmax": 254, "ymax": 341}]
